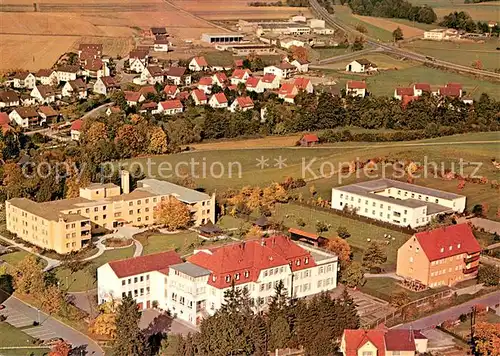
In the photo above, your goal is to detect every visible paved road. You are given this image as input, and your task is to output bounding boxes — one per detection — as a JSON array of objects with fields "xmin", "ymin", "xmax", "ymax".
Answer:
[
  {"xmin": 2, "ymin": 296, "xmax": 104, "ymax": 355},
  {"xmin": 396, "ymin": 290, "xmax": 500, "ymax": 330}
]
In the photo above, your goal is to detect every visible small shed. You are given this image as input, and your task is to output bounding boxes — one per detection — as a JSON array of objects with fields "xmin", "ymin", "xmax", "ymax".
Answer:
[
  {"xmin": 254, "ymin": 216, "xmax": 270, "ymax": 229},
  {"xmin": 288, "ymin": 228, "xmax": 327, "ymax": 247},
  {"xmin": 299, "ymin": 134, "xmax": 319, "ymax": 147},
  {"xmin": 199, "ymin": 222, "xmax": 223, "ymax": 239}
]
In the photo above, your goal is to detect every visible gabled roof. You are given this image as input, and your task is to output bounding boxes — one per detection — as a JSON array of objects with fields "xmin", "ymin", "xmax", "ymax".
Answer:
[
  {"xmin": 414, "ymin": 223, "xmax": 481, "ymax": 262},
  {"xmin": 213, "ymin": 72, "xmax": 228, "ymax": 83},
  {"xmin": 139, "ymin": 101, "xmax": 157, "ymax": 110},
  {"xmin": 446, "ymin": 82, "xmax": 462, "ymax": 90},
  {"xmin": 139, "ymin": 85, "xmax": 156, "ymax": 96},
  {"xmin": 151, "ymin": 27, "xmax": 167, "ymax": 35},
  {"xmin": 35, "ymin": 85, "xmax": 55, "ymax": 98},
  {"xmin": 57, "ymin": 65, "xmax": 80, "ymax": 73},
  {"xmin": 187, "ymin": 235, "xmax": 317, "ymax": 289},
  {"xmin": 384, "ymin": 330, "xmax": 417, "ymax": 351},
  {"xmin": 439, "ymin": 86, "xmax": 461, "ymax": 98},
  {"xmin": 154, "ymin": 38, "xmax": 169, "ymax": 45},
  {"xmin": 192, "ymin": 89, "xmax": 207, "ymax": 102},
  {"xmin": 13, "ymin": 71, "xmax": 32, "ymax": 80},
  {"xmin": 129, "ymin": 49, "xmax": 149, "ymax": 59},
  {"xmin": 38, "ymin": 106, "xmax": 58, "ymax": 117},
  {"xmin": 300, "ymin": 133, "xmax": 319, "ymax": 143},
  {"xmin": 12, "ymin": 107, "xmax": 38, "ymax": 118},
  {"xmin": 124, "ymin": 91, "xmax": 142, "ymax": 102},
  {"xmin": 347, "ymin": 80, "xmax": 366, "ymax": 89},
  {"xmin": 0, "ymin": 112, "xmax": 9, "ymax": 125},
  {"xmin": 245, "ymin": 76, "xmax": 261, "ymax": 88},
  {"xmin": 0, "ymin": 90, "xmax": 19, "ymax": 103},
  {"xmin": 146, "ymin": 66, "xmax": 164, "ymax": 76},
  {"xmin": 177, "ymin": 91, "xmax": 190, "ymax": 100},
  {"xmin": 163, "ymin": 85, "xmax": 178, "ymax": 95},
  {"xmin": 292, "ymin": 58, "xmax": 310, "ymax": 65},
  {"xmin": 99, "ymin": 76, "xmax": 118, "ymax": 88},
  {"xmin": 236, "ymin": 96, "xmax": 254, "ymax": 108},
  {"xmin": 278, "ymin": 61, "xmax": 295, "ymax": 70},
  {"xmin": 402, "ymin": 95, "xmax": 418, "ymax": 108},
  {"xmin": 279, "ymin": 83, "xmax": 296, "ymax": 95},
  {"xmin": 35, "ymin": 69, "xmax": 54, "ymax": 78},
  {"xmin": 108, "ymin": 250, "xmax": 182, "ymax": 278},
  {"xmin": 71, "ymin": 119, "xmax": 83, "ymax": 131},
  {"xmin": 160, "ymin": 99, "xmax": 183, "ymax": 110},
  {"xmin": 343, "ymin": 330, "xmax": 386, "ymax": 356},
  {"xmin": 79, "ymin": 43, "xmax": 103, "ymax": 52},
  {"xmin": 68, "ymin": 78, "xmax": 87, "ymax": 91},
  {"xmin": 198, "ymin": 76, "xmax": 213, "ymax": 86},
  {"xmin": 413, "ymin": 83, "xmax": 431, "ymax": 92},
  {"xmin": 234, "ymin": 59, "xmax": 244, "ymax": 67},
  {"xmin": 294, "ymin": 77, "xmax": 311, "ymax": 90},
  {"xmin": 262, "ymin": 73, "xmax": 276, "ymax": 83},
  {"xmin": 355, "ymin": 58, "xmax": 376, "ymax": 67},
  {"xmin": 211, "ymin": 92, "xmax": 228, "ymax": 104},
  {"xmin": 165, "ymin": 66, "xmax": 186, "ymax": 77},
  {"xmin": 192, "ymin": 56, "xmax": 208, "ymax": 67},
  {"xmin": 396, "ymin": 87, "xmax": 414, "ymax": 96},
  {"xmin": 84, "ymin": 58, "xmax": 103, "ymax": 71},
  {"xmin": 231, "ymin": 68, "xmax": 251, "ymax": 79}
]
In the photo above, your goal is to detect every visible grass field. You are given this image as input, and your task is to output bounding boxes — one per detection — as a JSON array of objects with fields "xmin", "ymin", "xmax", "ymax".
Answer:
[
  {"xmin": 434, "ymin": 4, "xmax": 499, "ymax": 22},
  {"xmin": 54, "ymin": 247, "xmax": 134, "ymax": 292},
  {"xmin": 273, "ymin": 203, "xmax": 411, "ymax": 268},
  {"xmin": 137, "ymin": 231, "xmax": 199, "ymax": 256},
  {"xmin": 354, "ymin": 15, "xmax": 425, "ymax": 38},
  {"xmin": 359, "ymin": 277, "xmax": 448, "ymax": 302},
  {"xmin": 333, "ymin": 6, "xmax": 394, "ymax": 42},
  {"xmin": 450, "ymin": 311, "xmax": 500, "ymax": 337},
  {"xmin": 0, "ymin": 322, "xmax": 50, "ymax": 353},
  {"xmin": 320, "ymin": 53, "xmax": 419, "ymax": 71},
  {"xmin": 403, "ymin": 38, "xmax": 500, "ymax": 71},
  {"xmin": 310, "ymin": 47, "xmax": 351, "ymax": 61},
  {"xmin": 0, "ymin": 250, "xmax": 49, "ymax": 269}
]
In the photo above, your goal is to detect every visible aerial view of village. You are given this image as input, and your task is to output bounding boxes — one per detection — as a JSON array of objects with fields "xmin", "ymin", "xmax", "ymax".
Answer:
[{"xmin": 0, "ymin": 0, "xmax": 498, "ymax": 354}]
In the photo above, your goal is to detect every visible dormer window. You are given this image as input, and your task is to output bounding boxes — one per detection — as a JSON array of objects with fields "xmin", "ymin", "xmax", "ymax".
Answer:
[
  {"xmin": 212, "ymin": 275, "xmax": 216, "ymax": 282},
  {"xmin": 449, "ymin": 246, "xmax": 453, "ymax": 251},
  {"xmin": 244, "ymin": 271, "xmax": 249, "ymax": 278},
  {"xmin": 235, "ymin": 273, "xmax": 240, "ymax": 281},
  {"xmin": 296, "ymin": 260, "xmax": 301, "ymax": 266},
  {"xmin": 225, "ymin": 275, "xmax": 230, "ymax": 282},
  {"xmin": 457, "ymin": 243, "xmax": 461, "ymax": 248},
  {"xmin": 304, "ymin": 257, "xmax": 309, "ymax": 264},
  {"xmin": 440, "ymin": 247, "xmax": 444, "ymax": 253}
]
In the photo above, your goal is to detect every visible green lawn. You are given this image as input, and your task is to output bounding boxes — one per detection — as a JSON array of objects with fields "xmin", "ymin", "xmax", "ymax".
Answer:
[
  {"xmin": 0, "ymin": 322, "xmax": 48, "ymax": 351},
  {"xmin": 0, "ymin": 250, "xmax": 48, "ymax": 269},
  {"xmin": 273, "ymin": 203, "xmax": 410, "ymax": 268},
  {"xmin": 54, "ymin": 247, "xmax": 134, "ymax": 292},
  {"xmin": 138, "ymin": 231, "xmax": 199, "ymax": 256},
  {"xmin": 333, "ymin": 5, "xmax": 394, "ymax": 42},
  {"xmin": 403, "ymin": 39, "xmax": 500, "ymax": 71},
  {"xmin": 217, "ymin": 215, "xmax": 253, "ymax": 230},
  {"xmin": 310, "ymin": 46, "xmax": 351, "ymax": 61},
  {"xmin": 0, "ymin": 349, "xmax": 50, "ymax": 356},
  {"xmin": 359, "ymin": 277, "xmax": 449, "ymax": 302}
]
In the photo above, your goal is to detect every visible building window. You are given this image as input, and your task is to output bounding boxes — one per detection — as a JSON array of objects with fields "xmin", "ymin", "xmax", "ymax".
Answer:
[
  {"xmin": 140, "ymin": 288, "xmax": 144, "ymax": 296},
  {"xmin": 409, "ymin": 257, "xmax": 414, "ymax": 263},
  {"xmin": 295, "ymin": 260, "xmax": 300, "ymax": 266},
  {"xmin": 457, "ymin": 243, "xmax": 461, "ymax": 248},
  {"xmin": 235, "ymin": 273, "xmax": 240, "ymax": 280},
  {"xmin": 134, "ymin": 290, "xmax": 138, "ymax": 297},
  {"xmin": 146, "ymin": 274, "xmax": 149, "ymax": 281},
  {"xmin": 129, "ymin": 202, "xmax": 133, "ymax": 206},
  {"xmin": 122, "ymin": 280, "xmax": 125, "ymax": 286},
  {"xmin": 305, "ymin": 257, "xmax": 309, "ymax": 264},
  {"xmin": 244, "ymin": 271, "xmax": 249, "ymax": 278},
  {"xmin": 140, "ymin": 276, "xmax": 144, "ymax": 282},
  {"xmin": 134, "ymin": 277, "xmax": 138, "ymax": 283},
  {"xmin": 225, "ymin": 275, "xmax": 230, "ymax": 283}
]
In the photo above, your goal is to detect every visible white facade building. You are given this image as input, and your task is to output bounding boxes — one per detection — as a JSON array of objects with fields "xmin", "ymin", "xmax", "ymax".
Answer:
[{"xmin": 331, "ymin": 179, "xmax": 466, "ymax": 228}]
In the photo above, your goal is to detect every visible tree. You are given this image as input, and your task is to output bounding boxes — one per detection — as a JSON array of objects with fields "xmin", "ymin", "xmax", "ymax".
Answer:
[
  {"xmin": 340, "ymin": 261, "xmax": 364, "ymax": 288},
  {"xmin": 355, "ymin": 24, "xmax": 368, "ymax": 33},
  {"xmin": 245, "ymin": 225, "xmax": 264, "ymax": 240},
  {"xmin": 390, "ymin": 291, "xmax": 410, "ymax": 307},
  {"xmin": 154, "ymin": 196, "xmax": 191, "ymax": 231},
  {"xmin": 316, "ymin": 221, "xmax": 328, "ymax": 233},
  {"xmin": 49, "ymin": 339, "xmax": 72, "ymax": 356},
  {"xmin": 392, "ymin": 27, "xmax": 404, "ymax": 41},
  {"xmin": 13, "ymin": 255, "xmax": 45, "ymax": 295},
  {"xmin": 477, "ymin": 264, "xmax": 499, "ymax": 286},
  {"xmin": 362, "ymin": 242, "xmax": 387, "ymax": 270},
  {"xmin": 351, "ymin": 37, "xmax": 364, "ymax": 51},
  {"xmin": 113, "ymin": 295, "xmax": 146, "ymax": 356},
  {"xmin": 89, "ymin": 300, "xmax": 118, "ymax": 339},
  {"xmin": 474, "ymin": 322, "xmax": 500, "ymax": 356},
  {"xmin": 336, "ymin": 225, "xmax": 351, "ymax": 239},
  {"xmin": 40, "ymin": 285, "xmax": 67, "ymax": 315},
  {"xmin": 114, "ymin": 124, "xmax": 145, "ymax": 158},
  {"xmin": 290, "ymin": 46, "xmax": 309, "ymax": 62},
  {"xmin": 147, "ymin": 126, "xmax": 168, "ymax": 154},
  {"xmin": 82, "ymin": 121, "xmax": 108, "ymax": 146},
  {"xmin": 326, "ymin": 237, "xmax": 351, "ymax": 264}
]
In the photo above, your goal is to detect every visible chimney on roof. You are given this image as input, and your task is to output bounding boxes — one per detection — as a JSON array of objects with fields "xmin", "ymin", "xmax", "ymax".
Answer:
[{"xmin": 120, "ymin": 170, "xmax": 130, "ymax": 194}]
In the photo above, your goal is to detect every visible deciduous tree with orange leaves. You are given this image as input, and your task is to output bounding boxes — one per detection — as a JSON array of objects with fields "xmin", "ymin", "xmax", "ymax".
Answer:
[
  {"xmin": 474, "ymin": 322, "xmax": 500, "ymax": 355},
  {"xmin": 48, "ymin": 339, "xmax": 72, "ymax": 356},
  {"xmin": 154, "ymin": 196, "xmax": 191, "ymax": 231},
  {"xmin": 326, "ymin": 237, "xmax": 351, "ymax": 264}
]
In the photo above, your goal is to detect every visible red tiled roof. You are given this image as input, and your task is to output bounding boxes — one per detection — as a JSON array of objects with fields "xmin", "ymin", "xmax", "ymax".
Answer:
[
  {"xmin": 108, "ymin": 251, "xmax": 182, "ymax": 278},
  {"xmin": 439, "ymin": 86, "xmax": 461, "ymax": 98},
  {"xmin": 213, "ymin": 72, "xmax": 228, "ymax": 83},
  {"xmin": 414, "ymin": 223, "xmax": 481, "ymax": 262},
  {"xmin": 343, "ymin": 330, "xmax": 386, "ymax": 356},
  {"xmin": 99, "ymin": 76, "xmax": 118, "ymax": 88},
  {"xmin": 279, "ymin": 83, "xmax": 296, "ymax": 95},
  {"xmin": 139, "ymin": 86, "xmax": 156, "ymax": 96},
  {"xmin": 163, "ymin": 85, "xmax": 178, "ymax": 95},
  {"xmin": 129, "ymin": 49, "xmax": 149, "ymax": 59},
  {"xmin": 234, "ymin": 59, "xmax": 244, "ymax": 67},
  {"xmin": 384, "ymin": 330, "xmax": 416, "ymax": 351},
  {"xmin": 212, "ymin": 92, "xmax": 228, "ymax": 104},
  {"xmin": 278, "ymin": 62, "xmax": 295, "ymax": 70},
  {"xmin": 236, "ymin": 96, "xmax": 254, "ymax": 108},
  {"xmin": 245, "ymin": 76, "xmax": 261, "ymax": 88},
  {"xmin": 1, "ymin": 124, "xmax": 12, "ymax": 135},
  {"xmin": 199, "ymin": 76, "xmax": 213, "ymax": 86},
  {"xmin": 402, "ymin": 95, "xmax": 418, "ymax": 108},
  {"xmin": 14, "ymin": 107, "xmax": 38, "ymax": 118},
  {"xmin": 0, "ymin": 112, "xmax": 9, "ymax": 125},
  {"xmin": 38, "ymin": 106, "xmax": 58, "ymax": 117},
  {"xmin": 413, "ymin": 83, "xmax": 430, "ymax": 92},
  {"xmin": 71, "ymin": 119, "xmax": 83, "ymax": 131},
  {"xmin": 300, "ymin": 134, "xmax": 319, "ymax": 143},
  {"xmin": 177, "ymin": 91, "xmax": 190, "ymax": 100},
  {"xmin": 288, "ymin": 227, "xmax": 319, "ymax": 239},
  {"xmin": 396, "ymin": 87, "xmax": 414, "ymax": 96},
  {"xmin": 140, "ymin": 101, "xmax": 157, "ymax": 110},
  {"xmin": 188, "ymin": 235, "xmax": 316, "ymax": 289},
  {"xmin": 347, "ymin": 80, "xmax": 366, "ymax": 89},
  {"xmin": 84, "ymin": 58, "xmax": 103, "ymax": 72},
  {"xmin": 79, "ymin": 43, "xmax": 103, "ymax": 52},
  {"xmin": 294, "ymin": 77, "xmax": 310, "ymax": 90},
  {"xmin": 446, "ymin": 82, "xmax": 462, "ymax": 90},
  {"xmin": 193, "ymin": 56, "xmax": 208, "ymax": 67},
  {"xmin": 227, "ymin": 84, "xmax": 237, "ymax": 91},
  {"xmin": 124, "ymin": 91, "xmax": 142, "ymax": 102},
  {"xmin": 160, "ymin": 99, "xmax": 183, "ymax": 110},
  {"xmin": 192, "ymin": 89, "xmax": 207, "ymax": 102},
  {"xmin": 231, "ymin": 68, "xmax": 251, "ymax": 79},
  {"xmin": 69, "ymin": 79, "xmax": 86, "ymax": 90},
  {"xmin": 262, "ymin": 73, "xmax": 276, "ymax": 83}
]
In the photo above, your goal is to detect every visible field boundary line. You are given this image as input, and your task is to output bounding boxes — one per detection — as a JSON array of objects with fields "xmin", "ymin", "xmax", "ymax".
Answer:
[{"xmin": 162, "ymin": 0, "xmax": 230, "ymax": 32}]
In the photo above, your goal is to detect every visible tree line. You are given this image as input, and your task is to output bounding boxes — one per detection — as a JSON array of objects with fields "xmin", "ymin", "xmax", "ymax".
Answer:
[
  {"xmin": 439, "ymin": 11, "xmax": 500, "ymax": 35},
  {"xmin": 347, "ymin": 0, "xmax": 437, "ymax": 24}
]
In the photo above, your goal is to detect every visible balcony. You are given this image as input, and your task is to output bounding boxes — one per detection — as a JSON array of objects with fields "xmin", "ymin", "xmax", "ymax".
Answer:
[
  {"xmin": 463, "ymin": 265, "xmax": 479, "ymax": 274},
  {"xmin": 464, "ymin": 254, "xmax": 480, "ymax": 264}
]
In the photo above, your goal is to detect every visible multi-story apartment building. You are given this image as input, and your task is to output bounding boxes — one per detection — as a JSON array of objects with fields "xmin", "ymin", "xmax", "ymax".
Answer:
[
  {"xmin": 396, "ymin": 223, "xmax": 481, "ymax": 288},
  {"xmin": 331, "ymin": 179, "xmax": 466, "ymax": 228},
  {"xmin": 6, "ymin": 173, "xmax": 216, "ymax": 254},
  {"xmin": 97, "ymin": 251, "xmax": 182, "ymax": 309},
  {"xmin": 97, "ymin": 235, "xmax": 339, "ymax": 325}
]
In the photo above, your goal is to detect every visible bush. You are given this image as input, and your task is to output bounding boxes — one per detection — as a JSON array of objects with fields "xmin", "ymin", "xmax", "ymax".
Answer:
[
  {"xmin": 296, "ymin": 218, "xmax": 306, "ymax": 227},
  {"xmin": 337, "ymin": 225, "xmax": 351, "ymax": 239},
  {"xmin": 316, "ymin": 221, "xmax": 328, "ymax": 233}
]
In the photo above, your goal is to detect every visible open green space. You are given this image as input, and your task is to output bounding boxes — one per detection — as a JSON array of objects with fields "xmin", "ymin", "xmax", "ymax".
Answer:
[
  {"xmin": 0, "ymin": 322, "xmax": 50, "ymax": 353},
  {"xmin": 434, "ymin": 4, "xmax": 499, "ymax": 22},
  {"xmin": 0, "ymin": 348, "xmax": 49, "ymax": 356},
  {"xmin": 272, "ymin": 203, "xmax": 410, "ymax": 268},
  {"xmin": 54, "ymin": 247, "xmax": 134, "ymax": 293},
  {"xmin": 137, "ymin": 231, "xmax": 199, "ymax": 256},
  {"xmin": 332, "ymin": 5, "xmax": 394, "ymax": 42},
  {"xmin": 310, "ymin": 46, "xmax": 351, "ymax": 61},
  {"xmin": 321, "ymin": 53, "xmax": 418, "ymax": 70},
  {"xmin": 403, "ymin": 39, "xmax": 500, "ymax": 71},
  {"xmin": 218, "ymin": 215, "xmax": 253, "ymax": 230},
  {"xmin": 0, "ymin": 250, "xmax": 48, "ymax": 269},
  {"xmin": 359, "ymin": 277, "xmax": 449, "ymax": 302},
  {"xmin": 450, "ymin": 311, "xmax": 500, "ymax": 337}
]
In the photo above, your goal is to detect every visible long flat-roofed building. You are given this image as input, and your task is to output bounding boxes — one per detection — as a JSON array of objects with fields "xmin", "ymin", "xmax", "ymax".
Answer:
[
  {"xmin": 331, "ymin": 179, "xmax": 466, "ymax": 228},
  {"xmin": 6, "ymin": 173, "xmax": 215, "ymax": 254},
  {"xmin": 201, "ymin": 33, "xmax": 244, "ymax": 44}
]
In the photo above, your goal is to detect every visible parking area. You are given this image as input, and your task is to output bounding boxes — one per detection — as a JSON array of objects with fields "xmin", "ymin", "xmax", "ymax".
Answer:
[
  {"xmin": 0, "ymin": 305, "xmax": 57, "ymax": 341},
  {"xmin": 140, "ymin": 309, "xmax": 198, "ymax": 336},
  {"xmin": 350, "ymin": 290, "xmax": 395, "ymax": 326}
]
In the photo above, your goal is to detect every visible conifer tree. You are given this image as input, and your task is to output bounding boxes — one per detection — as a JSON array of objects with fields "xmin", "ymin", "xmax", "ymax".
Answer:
[{"xmin": 112, "ymin": 295, "xmax": 146, "ymax": 356}]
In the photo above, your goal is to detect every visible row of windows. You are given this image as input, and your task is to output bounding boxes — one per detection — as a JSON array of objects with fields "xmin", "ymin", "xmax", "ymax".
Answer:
[
  {"xmin": 65, "ymin": 242, "xmax": 76, "ymax": 248},
  {"xmin": 431, "ymin": 266, "xmax": 464, "ymax": 276},
  {"xmin": 430, "ymin": 254, "xmax": 463, "ymax": 265},
  {"xmin": 121, "ymin": 274, "xmax": 150, "ymax": 285},
  {"xmin": 122, "ymin": 287, "xmax": 150, "ymax": 298},
  {"xmin": 317, "ymin": 277, "xmax": 335, "ymax": 288}
]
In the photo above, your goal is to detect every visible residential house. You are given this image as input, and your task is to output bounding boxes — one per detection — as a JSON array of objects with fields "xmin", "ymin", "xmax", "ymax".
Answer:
[
  {"xmin": 124, "ymin": 91, "xmax": 145, "ymax": 106},
  {"xmin": 397, "ymin": 223, "xmax": 481, "ymax": 287},
  {"xmin": 19, "ymin": 94, "xmax": 35, "ymax": 107},
  {"xmin": 191, "ymin": 89, "xmax": 208, "ymax": 106},
  {"xmin": 189, "ymin": 56, "xmax": 209, "ymax": 72},
  {"xmin": 291, "ymin": 59, "xmax": 309, "ymax": 73},
  {"xmin": 234, "ymin": 59, "xmax": 244, "ymax": 68},
  {"xmin": 177, "ymin": 91, "xmax": 190, "ymax": 101},
  {"xmin": 340, "ymin": 329, "xmax": 428, "ymax": 356},
  {"xmin": 31, "ymin": 85, "xmax": 56, "ymax": 104},
  {"xmin": 138, "ymin": 102, "xmax": 158, "ymax": 114},
  {"xmin": 9, "ymin": 107, "xmax": 39, "ymax": 128},
  {"xmin": 345, "ymin": 59, "xmax": 378, "ymax": 73},
  {"xmin": 245, "ymin": 77, "xmax": 264, "ymax": 93},
  {"xmin": 156, "ymin": 100, "xmax": 184, "ymax": 115},
  {"xmin": 97, "ymin": 251, "xmax": 183, "ymax": 309},
  {"xmin": 264, "ymin": 62, "xmax": 295, "ymax": 79},
  {"xmin": 165, "ymin": 67, "xmax": 190, "ymax": 86},
  {"xmin": 294, "ymin": 77, "xmax": 313, "ymax": 94},
  {"xmin": 212, "ymin": 72, "xmax": 228, "ymax": 88},
  {"xmin": 93, "ymin": 76, "xmax": 118, "ymax": 96},
  {"xmin": 402, "ymin": 95, "xmax": 419, "ymax": 108},
  {"xmin": 71, "ymin": 119, "xmax": 83, "ymax": 141},
  {"xmin": 208, "ymin": 93, "xmax": 228, "ymax": 109},
  {"xmin": 438, "ymin": 83, "xmax": 463, "ymax": 98},
  {"xmin": 79, "ymin": 50, "xmax": 100, "ymax": 65},
  {"xmin": 197, "ymin": 77, "xmax": 213, "ymax": 94},
  {"xmin": 37, "ymin": 106, "xmax": 59, "ymax": 125},
  {"xmin": 394, "ymin": 87, "xmax": 414, "ymax": 100},
  {"xmin": 299, "ymin": 134, "xmax": 319, "ymax": 147},
  {"xmin": 129, "ymin": 57, "xmax": 147, "ymax": 74},
  {"xmin": 56, "ymin": 65, "xmax": 80, "ymax": 83},
  {"xmin": 229, "ymin": 96, "xmax": 254, "ymax": 112},
  {"xmin": 230, "ymin": 69, "xmax": 252, "ymax": 86},
  {"xmin": 13, "ymin": 72, "xmax": 36, "ymax": 89},
  {"xmin": 84, "ymin": 59, "xmax": 109, "ymax": 79},
  {"xmin": 413, "ymin": 83, "xmax": 431, "ymax": 96},
  {"xmin": 0, "ymin": 90, "xmax": 20, "ymax": 108},
  {"xmin": 78, "ymin": 44, "xmax": 103, "ymax": 57},
  {"xmin": 150, "ymin": 27, "xmax": 167, "ymax": 37},
  {"xmin": 106, "ymin": 106, "xmax": 122, "ymax": 116},
  {"xmin": 139, "ymin": 86, "xmax": 157, "ymax": 98},
  {"xmin": 128, "ymin": 49, "xmax": 149, "ymax": 68},
  {"xmin": 163, "ymin": 85, "xmax": 179, "ymax": 99},
  {"xmin": 280, "ymin": 37, "xmax": 305, "ymax": 49},
  {"xmin": 260, "ymin": 73, "xmax": 280, "ymax": 90},
  {"xmin": 141, "ymin": 66, "xmax": 164, "ymax": 85},
  {"xmin": 278, "ymin": 83, "xmax": 298, "ymax": 103},
  {"xmin": 35, "ymin": 69, "xmax": 58, "ymax": 86},
  {"xmin": 62, "ymin": 79, "xmax": 87, "ymax": 99},
  {"xmin": 346, "ymin": 80, "xmax": 367, "ymax": 97},
  {"xmin": 153, "ymin": 38, "xmax": 169, "ymax": 52}
]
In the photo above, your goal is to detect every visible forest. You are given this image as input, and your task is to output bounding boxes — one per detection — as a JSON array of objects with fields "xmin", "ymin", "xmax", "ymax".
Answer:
[{"xmin": 347, "ymin": 0, "xmax": 437, "ymax": 24}]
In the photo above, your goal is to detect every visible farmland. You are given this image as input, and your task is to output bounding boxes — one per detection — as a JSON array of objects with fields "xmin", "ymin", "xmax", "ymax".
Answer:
[
  {"xmin": 332, "ymin": 5, "xmax": 393, "ymax": 42},
  {"xmin": 319, "ymin": 53, "xmax": 419, "ymax": 71},
  {"xmin": 353, "ymin": 15, "xmax": 425, "ymax": 38}
]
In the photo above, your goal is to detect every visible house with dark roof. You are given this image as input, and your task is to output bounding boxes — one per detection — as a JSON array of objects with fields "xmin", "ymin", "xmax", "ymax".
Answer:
[
  {"xmin": 9, "ymin": 107, "xmax": 39, "ymax": 128},
  {"xmin": 165, "ymin": 66, "xmax": 190, "ymax": 86},
  {"xmin": 0, "ymin": 90, "xmax": 20, "ymax": 108},
  {"xmin": 397, "ymin": 223, "xmax": 481, "ymax": 287},
  {"xmin": 291, "ymin": 58, "xmax": 310, "ymax": 72},
  {"xmin": 55, "ymin": 65, "xmax": 79, "ymax": 83},
  {"xmin": 97, "ymin": 250, "xmax": 182, "ymax": 309},
  {"xmin": 30, "ymin": 85, "xmax": 56, "ymax": 104},
  {"xmin": 264, "ymin": 62, "xmax": 295, "ymax": 79},
  {"xmin": 37, "ymin": 106, "xmax": 59, "ymax": 125},
  {"xmin": 35, "ymin": 69, "xmax": 58, "ymax": 85},
  {"xmin": 346, "ymin": 59, "xmax": 378, "ymax": 73},
  {"xmin": 93, "ymin": 76, "xmax": 119, "ymax": 95},
  {"xmin": 13, "ymin": 72, "xmax": 36, "ymax": 89},
  {"xmin": 62, "ymin": 79, "xmax": 88, "ymax": 99},
  {"xmin": 141, "ymin": 66, "xmax": 165, "ymax": 85}
]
